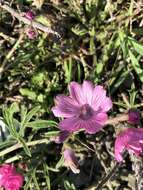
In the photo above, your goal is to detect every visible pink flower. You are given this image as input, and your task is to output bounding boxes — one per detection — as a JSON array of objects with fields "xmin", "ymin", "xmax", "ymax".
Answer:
[
  {"xmin": 52, "ymin": 131, "xmax": 69, "ymax": 144},
  {"xmin": 24, "ymin": 10, "xmax": 35, "ymax": 21},
  {"xmin": 4, "ymin": 174, "xmax": 23, "ymax": 190},
  {"xmin": 0, "ymin": 164, "xmax": 15, "ymax": 186},
  {"xmin": 26, "ymin": 28, "xmax": 38, "ymax": 39},
  {"xmin": 0, "ymin": 164, "xmax": 23, "ymax": 190},
  {"xmin": 52, "ymin": 81, "xmax": 112, "ymax": 134},
  {"xmin": 114, "ymin": 128, "xmax": 143, "ymax": 162},
  {"xmin": 128, "ymin": 109, "xmax": 141, "ymax": 125},
  {"xmin": 63, "ymin": 148, "xmax": 80, "ymax": 174}
]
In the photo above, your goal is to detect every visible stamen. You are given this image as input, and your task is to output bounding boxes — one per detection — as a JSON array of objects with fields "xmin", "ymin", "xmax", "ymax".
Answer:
[{"xmin": 79, "ymin": 104, "xmax": 93, "ymax": 120}]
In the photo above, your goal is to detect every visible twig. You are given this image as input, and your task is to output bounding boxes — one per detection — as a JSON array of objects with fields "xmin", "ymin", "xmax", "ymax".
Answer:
[
  {"xmin": 84, "ymin": 162, "xmax": 122, "ymax": 190},
  {"xmin": 132, "ymin": 156, "xmax": 143, "ymax": 190},
  {"xmin": 75, "ymin": 137, "xmax": 95, "ymax": 152},
  {"xmin": 105, "ymin": 114, "xmax": 129, "ymax": 125},
  {"xmin": 0, "ymin": 31, "xmax": 15, "ymax": 43},
  {"xmin": 95, "ymin": 162, "xmax": 121, "ymax": 190},
  {"xmin": 0, "ymin": 3, "xmax": 61, "ymax": 38}
]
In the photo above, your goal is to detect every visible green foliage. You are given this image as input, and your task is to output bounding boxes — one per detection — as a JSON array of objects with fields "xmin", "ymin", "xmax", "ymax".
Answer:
[
  {"xmin": 64, "ymin": 180, "xmax": 76, "ymax": 190},
  {"xmin": 0, "ymin": 0, "xmax": 143, "ymax": 189}
]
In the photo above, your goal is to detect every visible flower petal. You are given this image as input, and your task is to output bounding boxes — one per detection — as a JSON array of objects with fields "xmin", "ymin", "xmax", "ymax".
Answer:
[
  {"xmin": 59, "ymin": 117, "xmax": 81, "ymax": 132},
  {"xmin": 93, "ymin": 112, "xmax": 108, "ymax": 125},
  {"xmin": 84, "ymin": 121, "xmax": 102, "ymax": 134},
  {"xmin": 4, "ymin": 174, "xmax": 23, "ymax": 190},
  {"xmin": 91, "ymin": 86, "xmax": 112, "ymax": 112},
  {"xmin": 128, "ymin": 141, "xmax": 142, "ymax": 152},
  {"xmin": 0, "ymin": 164, "xmax": 23, "ymax": 189},
  {"xmin": 114, "ymin": 148, "xmax": 124, "ymax": 162},
  {"xmin": 63, "ymin": 148, "xmax": 80, "ymax": 174},
  {"xmin": 100, "ymin": 97, "xmax": 112, "ymax": 112},
  {"xmin": 59, "ymin": 112, "xmax": 108, "ymax": 134},
  {"xmin": 82, "ymin": 81, "xmax": 94, "ymax": 105},
  {"xmin": 69, "ymin": 82, "xmax": 86, "ymax": 105},
  {"xmin": 91, "ymin": 86, "xmax": 106, "ymax": 111},
  {"xmin": 114, "ymin": 128, "xmax": 143, "ymax": 162},
  {"xmin": 52, "ymin": 95, "xmax": 80, "ymax": 118},
  {"xmin": 84, "ymin": 112, "xmax": 108, "ymax": 134},
  {"xmin": 114, "ymin": 137, "xmax": 125, "ymax": 162}
]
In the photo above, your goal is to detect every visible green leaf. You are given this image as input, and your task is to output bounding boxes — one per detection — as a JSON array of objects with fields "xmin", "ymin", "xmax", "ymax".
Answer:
[
  {"xmin": 2, "ymin": 103, "xmax": 19, "ymax": 138},
  {"xmin": 31, "ymin": 72, "xmax": 45, "ymax": 87},
  {"xmin": 9, "ymin": 103, "xmax": 19, "ymax": 114},
  {"xmin": 36, "ymin": 15, "xmax": 51, "ymax": 27},
  {"xmin": 0, "ymin": 140, "xmax": 16, "ymax": 150},
  {"xmin": 19, "ymin": 88, "xmax": 37, "ymax": 100},
  {"xmin": 44, "ymin": 131, "xmax": 59, "ymax": 137},
  {"xmin": 110, "ymin": 68, "xmax": 130, "ymax": 94},
  {"xmin": 132, "ymin": 28, "xmax": 143, "ymax": 36},
  {"xmin": 71, "ymin": 25, "xmax": 87, "ymax": 36},
  {"xmin": 21, "ymin": 106, "xmax": 40, "ymax": 126},
  {"xmin": 129, "ymin": 84, "xmax": 137, "ymax": 107},
  {"xmin": 64, "ymin": 180, "xmax": 76, "ymax": 190},
  {"xmin": 20, "ymin": 106, "xmax": 27, "ymax": 125},
  {"xmin": 129, "ymin": 50, "xmax": 143, "ymax": 82},
  {"xmin": 56, "ymin": 155, "xmax": 64, "ymax": 169},
  {"xmin": 18, "ymin": 136, "xmax": 31, "ymax": 157},
  {"xmin": 95, "ymin": 62, "xmax": 103, "ymax": 74},
  {"xmin": 27, "ymin": 120, "xmax": 57, "ymax": 129},
  {"xmin": 31, "ymin": 169, "xmax": 40, "ymax": 190},
  {"xmin": 43, "ymin": 163, "xmax": 51, "ymax": 190},
  {"xmin": 128, "ymin": 37, "xmax": 143, "ymax": 55},
  {"xmin": 20, "ymin": 106, "xmax": 40, "ymax": 136}
]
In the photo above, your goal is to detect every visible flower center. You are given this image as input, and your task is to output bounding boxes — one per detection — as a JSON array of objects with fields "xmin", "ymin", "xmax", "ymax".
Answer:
[{"xmin": 79, "ymin": 104, "xmax": 93, "ymax": 120}]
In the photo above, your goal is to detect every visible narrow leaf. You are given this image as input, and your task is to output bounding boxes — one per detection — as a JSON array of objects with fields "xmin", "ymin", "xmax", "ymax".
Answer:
[
  {"xmin": 28, "ymin": 120, "xmax": 57, "ymax": 129},
  {"xmin": 129, "ymin": 50, "xmax": 143, "ymax": 83},
  {"xmin": 18, "ymin": 136, "xmax": 31, "ymax": 157}
]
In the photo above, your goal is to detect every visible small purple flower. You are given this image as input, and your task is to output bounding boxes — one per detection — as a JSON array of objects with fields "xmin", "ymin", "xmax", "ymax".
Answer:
[
  {"xmin": 52, "ymin": 131, "xmax": 69, "ymax": 144},
  {"xmin": 26, "ymin": 28, "xmax": 38, "ymax": 39},
  {"xmin": 128, "ymin": 109, "xmax": 141, "ymax": 125},
  {"xmin": 24, "ymin": 10, "xmax": 35, "ymax": 21},
  {"xmin": 63, "ymin": 148, "xmax": 80, "ymax": 174},
  {"xmin": 114, "ymin": 128, "xmax": 143, "ymax": 162},
  {"xmin": 52, "ymin": 81, "xmax": 112, "ymax": 134}
]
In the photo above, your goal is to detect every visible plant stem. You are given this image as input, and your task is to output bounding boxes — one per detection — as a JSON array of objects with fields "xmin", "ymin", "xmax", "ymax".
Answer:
[
  {"xmin": 0, "ymin": 113, "xmax": 139, "ymax": 158},
  {"xmin": 0, "ymin": 33, "xmax": 24, "ymax": 75},
  {"xmin": 0, "ymin": 138, "xmax": 49, "ymax": 158},
  {"xmin": 5, "ymin": 155, "xmax": 22, "ymax": 163}
]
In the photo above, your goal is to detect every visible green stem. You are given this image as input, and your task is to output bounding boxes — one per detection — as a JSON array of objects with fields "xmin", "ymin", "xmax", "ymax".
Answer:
[{"xmin": 0, "ymin": 139, "xmax": 49, "ymax": 158}]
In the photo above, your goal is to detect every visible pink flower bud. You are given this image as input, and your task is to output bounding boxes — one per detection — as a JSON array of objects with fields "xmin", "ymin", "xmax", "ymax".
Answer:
[
  {"xmin": 52, "ymin": 131, "xmax": 69, "ymax": 144},
  {"xmin": 26, "ymin": 28, "xmax": 38, "ymax": 39},
  {"xmin": 128, "ymin": 109, "xmax": 141, "ymax": 125},
  {"xmin": 0, "ymin": 164, "xmax": 23, "ymax": 190},
  {"xmin": 24, "ymin": 11, "xmax": 35, "ymax": 21},
  {"xmin": 63, "ymin": 148, "xmax": 80, "ymax": 174},
  {"xmin": 114, "ymin": 128, "xmax": 143, "ymax": 162}
]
